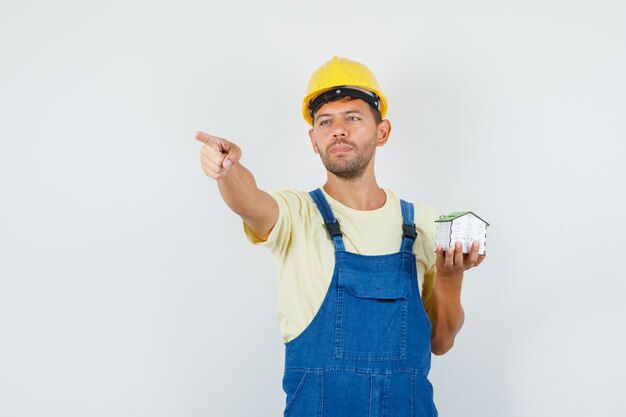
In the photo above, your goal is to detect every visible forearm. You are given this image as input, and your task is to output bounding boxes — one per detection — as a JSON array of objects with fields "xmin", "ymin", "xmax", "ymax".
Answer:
[
  {"xmin": 217, "ymin": 163, "xmax": 267, "ymax": 221},
  {"xmin": 427, "ymin": 271, "xmax": 465, "ymax": 355},
  {"xmin": 196, "ymin": 131, "xmax": 278, "ymax": 239}
]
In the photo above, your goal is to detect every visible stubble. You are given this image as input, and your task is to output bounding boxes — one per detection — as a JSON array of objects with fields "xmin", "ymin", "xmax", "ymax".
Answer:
[{"xmin": 319, "ymin": 137, "xmax": 377, "ymax": 180}]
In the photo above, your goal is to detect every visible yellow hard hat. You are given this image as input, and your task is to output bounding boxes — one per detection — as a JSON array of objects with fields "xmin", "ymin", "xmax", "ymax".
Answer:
[{"xmin": 302, "ymin": 56, "xmax": 388, "ymax": 126}]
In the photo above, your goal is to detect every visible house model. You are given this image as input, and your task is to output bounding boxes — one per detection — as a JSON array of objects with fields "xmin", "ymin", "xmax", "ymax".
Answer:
[{"xmin": 435, "ymin": 212, "xmax": 489, "ymax": 255}]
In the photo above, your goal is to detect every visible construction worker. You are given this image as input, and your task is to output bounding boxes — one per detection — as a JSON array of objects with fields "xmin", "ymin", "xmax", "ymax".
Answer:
[{"xmin": 195, "ymin": 56, "xmax": 485, "ymax": 416}]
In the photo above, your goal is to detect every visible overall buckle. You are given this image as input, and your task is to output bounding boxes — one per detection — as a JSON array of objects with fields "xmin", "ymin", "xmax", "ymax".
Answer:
[
  {"xmin": 402, "ymin": 224, "xmax": 417, "ymax": 240},
  {"xmin": 325, "ymin": 221, "xmax": 342, "ymax": 237}
]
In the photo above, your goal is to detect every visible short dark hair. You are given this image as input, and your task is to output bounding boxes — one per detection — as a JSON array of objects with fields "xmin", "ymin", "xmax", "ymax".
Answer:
[{"xmin": 312, "ymin": 96, "xmax": 383, "ymax": 125}]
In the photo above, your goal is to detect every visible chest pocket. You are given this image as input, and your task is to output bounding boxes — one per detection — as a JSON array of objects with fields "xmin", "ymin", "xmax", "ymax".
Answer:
[{"xmin": 335, "ymin": 268, "xmax": 412, "ymax": 361}]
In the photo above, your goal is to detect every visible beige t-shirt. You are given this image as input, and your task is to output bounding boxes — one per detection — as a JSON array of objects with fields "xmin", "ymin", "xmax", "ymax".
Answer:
[{"xmin": 244, "ymin": 188, "xmax": 438, "ymax": 343}]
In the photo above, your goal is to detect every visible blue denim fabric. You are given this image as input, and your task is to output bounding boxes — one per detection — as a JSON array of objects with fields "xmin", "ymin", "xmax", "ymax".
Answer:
[{"xmin": 282, "ymin": 189, "xmax": 437, "ymax": 417}]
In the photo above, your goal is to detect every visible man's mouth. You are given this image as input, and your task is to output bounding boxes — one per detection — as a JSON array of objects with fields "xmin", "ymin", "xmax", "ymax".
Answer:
[{"xmin": 329, "ymin": 143, "xmax": 354, "ymax": 154}]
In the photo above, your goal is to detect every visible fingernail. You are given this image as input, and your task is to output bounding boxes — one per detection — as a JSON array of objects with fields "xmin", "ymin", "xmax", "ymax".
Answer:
[{"xmin": 223, "ymin": 160, "xmax": 232, "ymax": 168}]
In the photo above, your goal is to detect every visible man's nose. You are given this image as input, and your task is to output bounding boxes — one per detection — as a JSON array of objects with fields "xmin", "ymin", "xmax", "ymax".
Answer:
[{"xmin": 332, "ymin": 121, "xmax": 348, "ymax": 138}]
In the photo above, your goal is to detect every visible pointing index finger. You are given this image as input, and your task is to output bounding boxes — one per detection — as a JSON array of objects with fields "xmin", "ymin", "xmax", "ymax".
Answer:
[{"xmin": 194, "ymin": 131, "xmax": 217, "ymax": 144}]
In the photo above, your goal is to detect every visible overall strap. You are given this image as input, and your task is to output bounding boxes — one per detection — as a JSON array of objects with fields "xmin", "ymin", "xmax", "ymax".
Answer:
[
  {"xmin": 400, "ymin": 199, "xmax": 418, "ymax": 252},
  {"xmin": 309, "ymin": 188, "xmax": 345, "ymax": 251}
]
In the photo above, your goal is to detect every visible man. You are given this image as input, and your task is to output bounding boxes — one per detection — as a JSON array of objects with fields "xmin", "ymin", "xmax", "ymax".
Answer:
[{"xmin": 195, "ymin": 56, "xmax": 485, "ymax": 416}]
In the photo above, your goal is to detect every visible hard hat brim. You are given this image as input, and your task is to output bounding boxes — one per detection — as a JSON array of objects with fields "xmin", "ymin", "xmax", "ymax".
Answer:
[{"xmin": 302, "ymin": 85, "xmax": 388, "ymax": 126}]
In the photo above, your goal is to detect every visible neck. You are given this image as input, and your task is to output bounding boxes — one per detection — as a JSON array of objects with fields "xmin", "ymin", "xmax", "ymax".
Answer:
[{"xmin": 323, "ymin": 167, "xmax": 386, "ymax": 211}]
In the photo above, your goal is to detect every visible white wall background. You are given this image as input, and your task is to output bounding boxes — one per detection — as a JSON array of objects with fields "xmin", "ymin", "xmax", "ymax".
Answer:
[{"xmin": 1, "ymin": 1, "xmax": 625, "ymax": 416}]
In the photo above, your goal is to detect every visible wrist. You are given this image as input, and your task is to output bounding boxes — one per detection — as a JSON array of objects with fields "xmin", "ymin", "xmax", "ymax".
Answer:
[{"xmin": 435, "ymin": 271, "xmax": 464, "ymax": 290}]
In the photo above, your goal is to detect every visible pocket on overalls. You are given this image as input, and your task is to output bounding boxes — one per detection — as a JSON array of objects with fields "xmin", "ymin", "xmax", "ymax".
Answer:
[
  {"xmin": 283, "ymin": 370, "xmax": 320, "ymax": 417},
  {"xmin": 335, "ymin": 271, "xmax": 411, "ymax": 361}
]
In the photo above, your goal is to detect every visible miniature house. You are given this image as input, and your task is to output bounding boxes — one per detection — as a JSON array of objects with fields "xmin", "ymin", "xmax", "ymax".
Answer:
[{"xmin": 435, "ymin": 212, "xmax": 489, "ymax": 255}]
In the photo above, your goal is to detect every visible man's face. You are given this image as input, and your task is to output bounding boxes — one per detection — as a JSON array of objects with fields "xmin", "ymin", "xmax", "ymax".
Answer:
[{"xmin": 308, "ymin": 98, "xmax": 389, "ymax": 180}]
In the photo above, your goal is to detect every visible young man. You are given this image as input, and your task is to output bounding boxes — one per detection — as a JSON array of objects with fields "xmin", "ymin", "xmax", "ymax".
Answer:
[{"xmin": 195, "ymin": 56, "xmax": 485, "ymax": 416}]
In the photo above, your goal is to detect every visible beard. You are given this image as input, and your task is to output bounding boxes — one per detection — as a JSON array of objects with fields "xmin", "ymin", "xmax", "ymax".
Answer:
[{"xmin": 318, "ymin": 137, "xmax": 377, "ymax": 180}]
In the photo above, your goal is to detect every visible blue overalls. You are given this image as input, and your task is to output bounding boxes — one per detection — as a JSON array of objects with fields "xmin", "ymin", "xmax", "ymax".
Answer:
[{"xmin": 282, "ymin": 189, "xmax": 438, "ymax": 417}]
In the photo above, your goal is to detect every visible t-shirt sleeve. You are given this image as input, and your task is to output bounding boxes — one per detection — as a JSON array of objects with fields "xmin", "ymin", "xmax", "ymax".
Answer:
[
  {"xmin": 421, "ymin": 264, "xmax": 437, "ymax": 310},
  {"xmin": 414, "ymin": 202, "xmax": 439, "ymax": 308},
  {"xmin": 242, "ymin": 189, "xmax": 302, "ymax": 256}
]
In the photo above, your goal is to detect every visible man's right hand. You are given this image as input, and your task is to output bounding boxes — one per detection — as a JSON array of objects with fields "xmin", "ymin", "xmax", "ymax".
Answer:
[{"xmin": 195, "ymin": 131, "xmax": 242, "ymax": 180}]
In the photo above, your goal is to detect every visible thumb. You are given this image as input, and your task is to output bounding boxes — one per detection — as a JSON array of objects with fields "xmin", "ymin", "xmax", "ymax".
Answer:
[{"xmin": 222, "ymin": 143, "xmax": 241, "ymax": 169}]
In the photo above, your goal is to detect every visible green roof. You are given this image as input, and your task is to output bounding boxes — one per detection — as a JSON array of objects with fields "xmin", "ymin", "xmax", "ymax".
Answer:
[
  {"xmin": 436, "ymin": 211, "xmax": 470, "ymax": 222},
  {"xmin": 435, "ymin": 211, "xmax": 489, "ymax": 225}
]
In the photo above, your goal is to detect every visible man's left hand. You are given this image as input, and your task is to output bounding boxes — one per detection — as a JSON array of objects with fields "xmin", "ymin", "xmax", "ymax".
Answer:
[{"xmin": 435, "ymin": 241, "xmax": 485, "ymax": 279}]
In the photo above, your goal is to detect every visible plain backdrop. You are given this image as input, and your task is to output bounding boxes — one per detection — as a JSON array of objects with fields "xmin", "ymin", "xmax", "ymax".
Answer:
[{"xmin": 1, "ymin": 1, "xmax": 625, "ymax": 416}]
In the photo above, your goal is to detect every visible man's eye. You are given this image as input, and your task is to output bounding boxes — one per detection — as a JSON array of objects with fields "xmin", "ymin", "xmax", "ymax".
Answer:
[
  {"xmin": 348, "ymin": 116, "xmax": 360, "ymax": 121},
  {"xmin": 319, "ymin": 120, "xmax": 330, "ymax": 126}
]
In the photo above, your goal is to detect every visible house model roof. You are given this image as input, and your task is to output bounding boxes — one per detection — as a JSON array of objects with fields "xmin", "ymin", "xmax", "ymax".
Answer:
[{"xmin": 435, "ymin": 211, "xmax": 490, "ymax": 226}]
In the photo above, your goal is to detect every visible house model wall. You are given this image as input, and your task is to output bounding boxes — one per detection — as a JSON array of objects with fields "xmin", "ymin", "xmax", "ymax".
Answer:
[{"xmin": 435, "ymin": 211, "xmax": 489, "ymax": 255}]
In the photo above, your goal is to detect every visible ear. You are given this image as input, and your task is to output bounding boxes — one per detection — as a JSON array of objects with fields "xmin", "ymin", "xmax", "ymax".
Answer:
[
  {"xmin": 376, "ymin": 120, "xmax": 392, "ymax": 147},
  {"xmin": 308, "ymin": 129, "xmax": 320, "ymax": 154}
]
